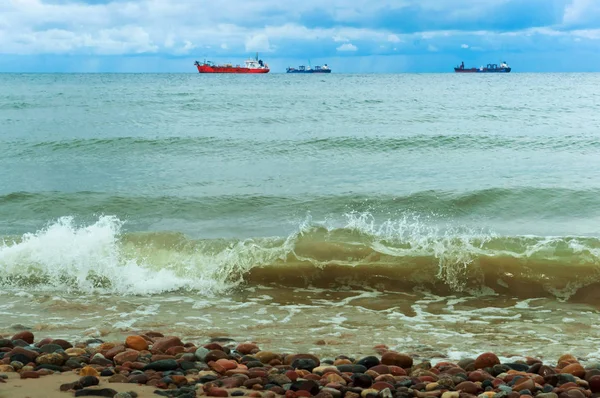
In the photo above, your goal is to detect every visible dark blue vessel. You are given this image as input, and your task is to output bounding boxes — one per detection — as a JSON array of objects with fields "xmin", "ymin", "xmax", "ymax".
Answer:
[{"xmin": 286, "ymin": 64, "xmax": 331, "ymax": 73}]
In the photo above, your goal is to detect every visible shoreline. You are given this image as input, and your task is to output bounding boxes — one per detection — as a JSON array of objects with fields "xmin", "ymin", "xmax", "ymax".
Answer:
[{"xmin": 2, "ymin": 331, "xmax": 600, "ymax": 398}]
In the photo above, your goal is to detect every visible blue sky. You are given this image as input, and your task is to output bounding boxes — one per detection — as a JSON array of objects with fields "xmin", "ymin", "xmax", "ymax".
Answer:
[{"xmin": 1, "ymin": 0, "xmax": 599, "ymax": 73}]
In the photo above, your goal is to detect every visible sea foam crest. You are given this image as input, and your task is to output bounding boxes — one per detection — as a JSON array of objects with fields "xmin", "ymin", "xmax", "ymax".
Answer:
[
  {"xmin": 0, "ymin": 216, "xmax": 228, "ymax": 294},
  {"xmin": 2, "ymin": 213, "xmax": 600, "ymax": 298}
]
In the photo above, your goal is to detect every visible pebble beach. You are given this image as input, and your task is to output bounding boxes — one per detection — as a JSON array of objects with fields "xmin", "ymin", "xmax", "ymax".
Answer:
[{"xmin": 2, "ymin": 331, "xmax": 600, "ymax": 398}]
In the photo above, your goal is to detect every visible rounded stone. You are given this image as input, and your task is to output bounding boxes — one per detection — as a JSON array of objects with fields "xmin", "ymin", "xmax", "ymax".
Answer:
[
  {"xmin": 474, "ymin": 353, "xmax": 500, "ymax": 370},
  {"xmin": 357, "ymin": 356, "xmax": 380, "ymax": 370},
  {"xmin": 11, "ymin": 331, "xmax": 34, "ymax": 344},
  {"xmin": 125, "ymin": 336, "xmax": 149, "ymax": 351},
  {"xmin": 381, "ymin": 352, "xmax": 412, "ymax": 368},
  {"xmin": 588, "ymin": 376, "xmax": 600, "ymax": 393},
  {"xmin": 561, "ymin": 364, "xmax": 586, "ymax": 378}
]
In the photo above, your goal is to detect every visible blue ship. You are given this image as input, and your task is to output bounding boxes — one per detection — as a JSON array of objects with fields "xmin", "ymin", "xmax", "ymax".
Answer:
[{"xmin": 286, "ymin": 64, "xmax": 331, "ymax": 73}]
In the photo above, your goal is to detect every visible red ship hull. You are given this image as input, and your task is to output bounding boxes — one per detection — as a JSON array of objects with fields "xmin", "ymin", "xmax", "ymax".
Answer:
[{"xmin": 196, "ymin": 65, "xmax": 269, "ymax": 74}]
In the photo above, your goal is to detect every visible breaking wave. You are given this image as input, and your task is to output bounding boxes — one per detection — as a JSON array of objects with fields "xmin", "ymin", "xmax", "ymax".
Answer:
[{"xmin": 1, "ymin": 214, "xmax": 600, "ymax": 302}]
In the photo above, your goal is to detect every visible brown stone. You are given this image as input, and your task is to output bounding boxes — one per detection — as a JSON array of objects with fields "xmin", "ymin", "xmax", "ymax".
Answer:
[
  {"xmin": 79, "ymin": 366, "xmax": 99, "ymax": 377},
  {"xmin": 150, "ymin": 354, "xmax": 176, "ymax": 362},
  {"xmin": 166, "ymin": 346, "xmax": 185, "ymax": 356},
  {"xmin": 559, "ymin": 355, "xmax": 578, "ymax": 365},
  {"xmin": 389, "ymin": 366, "xmax": 407, "ymax": 376},
  {"xmin": 128, "ymin": 373, "xmax": 149, "ymax": 384},
  {"xmin": 237, "ymin": 343, "xmax": 259, "ymax": 355},
  {"xmin": 253, "ymin": 351, "xmax": 280, "ymax": 363},
  {"xmin": 11, "ymin": 331, "xmax": 34, "ymax": 344},
  {"xmin": 20, "ymin": 371, "xmax": 40, "ymax": 379},
  {"xmin": 65, "ymin": 348, "xmax": 87, "ymax": 357},
  {"xmin": 216, "ymin": 359, "xmax": 238, "ymax": 370},
  {"xmin": 370, "ymin": 365, "xmax": 390, "ymax": 375},
  {"xmin": 561, "ymin": 364, "xmax": 586, "ymax": 378},
  {"xmin": 108, "ymin": 374, "xmax": 129, "ymax": 383},
  {"xmin": 35, "ymin": 353, "xmax": 65, "ymax": 366},
  {"xmin": 248, "ymin": 369, "xmax": 268, "ymax": 378},
  {"xmin": 221, "ymin": 376, "xmax": 246, "ymax": 388},
  {"xmin": 206, "ymin": 349, "xmax": 229, "ymax": 362},
  {"xmin": 8, "ymin": 346, "xmax": 39, "ymax": 362},
  {"xmin": 114, "ymin": 349, "xmax": 139, "ymax": 365},
  {"xmin": 381, "ymin": 351, "xmax": 413, "ymax": 368},
  {"xmin": 208, "ymin": 388, "xmax": 229, "ymax": 397},
  {"xmin": 514, "ymin": 378, "xmax": 535, "ymax": 392},
  {"xmin": 142, "ymin": 331, "xmax": 164, "ymax": 339},
  {"xmin": 473, "ymin": 353, "xmax": 500, "ymax": 370},
  {"xmin": 325, "ymin": 373, "xmax": 346, "ymax": 385},
  {"xmin": 284, "ymin": 353, "xmax": 320, "ymax": 367},
  {"xmin": 334, "ymin": 359, "xmax": 352, "ymax": 366},
  {"xmin": 51, "ymin": 339, "xmax": 73, "ymax": 350},
  {"xmin": 371, "ymin": 381, "xmax": 394, "ymax": 391},
  {"xmin": 151, "ymin": 336, "xmax": 183, "ymax": 354},
  {"xmin": 125, "ymin": 335, "xmax": 149, "ymax": 351},
  {"xmin": 286, "ymin": 370, "xmax": 299, "ymax": 382},
  {"xmin": 588, "ymin": 375, "xmax": 600, "ymax": 393},
  {"xmin": 105, "ymin": 344, "xmax": 126, "ymax": 360},
  {"xmin": 455, "ymin": 381, "xmax": 481, "ymax": 395}
]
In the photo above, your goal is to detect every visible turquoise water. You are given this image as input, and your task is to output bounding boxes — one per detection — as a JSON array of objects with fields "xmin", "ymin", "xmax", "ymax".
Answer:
[{"xmin": 1, "ymin": 73, "xmax": 600, "ymax": 359}]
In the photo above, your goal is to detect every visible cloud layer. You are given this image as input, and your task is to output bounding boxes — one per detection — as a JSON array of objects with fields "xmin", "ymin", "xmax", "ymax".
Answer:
[{"xmin": 1, "ymin": 0, "xmax": 599, "ymax": 72}]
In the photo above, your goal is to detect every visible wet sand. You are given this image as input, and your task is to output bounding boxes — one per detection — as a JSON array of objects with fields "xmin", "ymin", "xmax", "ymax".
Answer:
[{"xmin": 1, "ymin": 372, "xmax": 158, "ymax": 398}]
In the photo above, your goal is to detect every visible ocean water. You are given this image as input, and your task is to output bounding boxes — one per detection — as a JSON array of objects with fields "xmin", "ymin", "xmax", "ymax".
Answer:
[{"xmin": 2, "ymin": 72, "xmax": 600, "ymax": 362}]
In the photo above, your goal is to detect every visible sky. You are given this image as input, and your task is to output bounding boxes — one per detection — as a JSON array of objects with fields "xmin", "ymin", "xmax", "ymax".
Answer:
[{"xmin": 1, "ymin": 0, "xmax": 599, "ymax": 73}]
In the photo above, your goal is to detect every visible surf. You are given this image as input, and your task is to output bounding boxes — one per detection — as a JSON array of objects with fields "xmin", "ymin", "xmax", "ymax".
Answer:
[{"xmin": 1, "ymin": 214, "xmax": 600, "ymax": 303}]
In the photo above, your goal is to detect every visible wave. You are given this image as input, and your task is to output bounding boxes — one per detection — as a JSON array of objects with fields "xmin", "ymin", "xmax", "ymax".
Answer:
[
  {"xmin": 1, "ymin": 214, "xmax": 600, "ymax": 302},
  {"xmin": 1, "ymin": 189, "xmax": 600, "ymax": 222},
  {"xmin": 3, "ymin": 134, "xmax": 600, "ymax": 159}
]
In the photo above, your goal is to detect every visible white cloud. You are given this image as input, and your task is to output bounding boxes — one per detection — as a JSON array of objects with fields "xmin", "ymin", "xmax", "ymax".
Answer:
[
  {"xmin": 427, "ymin": 44, "xmax": 438, "ymax": 52},
  {"xmin": 461, "ymin": 43, "xmax": 469, "ymax": 48},
  {"xmin": 245, "ymin": 34, "xmax": 272, "ymax": 52},
  {"xmin": 563, "ymin": 0, "xmax": 600, "ymax": 27},
  {"xmin": 337, "ymin": 43, "xmax": 358, "ymax": 51},
  {"xmin": 332, "ymin": 35, "xmax": 349, "ymax": 42},
  {"xmin": 0, "ymin": 0, "xmax": 597, "ymax": 59}
]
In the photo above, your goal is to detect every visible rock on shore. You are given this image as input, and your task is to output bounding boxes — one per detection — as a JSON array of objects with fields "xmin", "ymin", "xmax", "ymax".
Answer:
[{"xmin": 1, "ymin": 332, "xmax": 599, "ymax": 398}]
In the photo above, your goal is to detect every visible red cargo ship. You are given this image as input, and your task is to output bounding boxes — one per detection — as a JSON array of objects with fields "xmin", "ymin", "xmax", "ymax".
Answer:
[{"xmin": 194, "ymin": 53, "xmax": 269, "ymax": 74}]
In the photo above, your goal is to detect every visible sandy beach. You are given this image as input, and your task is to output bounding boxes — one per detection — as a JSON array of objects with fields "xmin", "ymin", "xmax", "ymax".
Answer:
[{"xmin": 0, "ymin": 372, "xmax": 158, "ymax": 398}]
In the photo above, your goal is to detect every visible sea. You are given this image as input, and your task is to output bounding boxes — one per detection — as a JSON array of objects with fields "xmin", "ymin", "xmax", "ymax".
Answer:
[{"xmin": 1, "ymin": 72, "xmax": 600, "ymax": 364}]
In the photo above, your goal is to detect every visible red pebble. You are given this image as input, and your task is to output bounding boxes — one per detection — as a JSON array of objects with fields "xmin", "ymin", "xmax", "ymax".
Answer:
[
  {"xmin": 216, "ymin": 359, "xmax": 238, "ymax": 370},
  {"xmin": 295, "ymin": 391, "xmax": 312, "ymax": 398},
  {"xmin": 389, "ymin": 366, "xmax": 407, "ymax": 376},
  {"xmin": 286, "ymin": 370, "xmax": 298, "ymax": 382},
  {"xmin": 207, "ymin": 388, "xmax": 229, "ymax": 397},
  {"xmin": 372, "ymin": 381, "xmax": 394, "ymax": 391},
  {"xmin": 285, "ymin": 391, "xmax": 297, "ymax": 398},
  {"xmin": 20, "ymin": 371, "xmax": 40, "ymax": 379},
  {"xmin": 474, "ymin": 353, "xmax": 500, "ymax": 369},
  {"xmin": 12, "ymin": 331, "xmax": 34, "ymax": 344}
]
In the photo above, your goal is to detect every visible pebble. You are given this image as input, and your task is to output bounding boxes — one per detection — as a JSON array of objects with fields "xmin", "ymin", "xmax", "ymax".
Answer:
[
  {"xmin": 74, "ymin": 388, "xmax": 118, "ymax": 397},
  {"xmin": 39, "ymin": 344, "xmax": 63, "ymax": 354},
  {"xmin": 475, "ymin": 353, "xmax": 501, "ymax": 370},
  {"xmin": 125, "ymin": 335, "xmax": 148, "ymax": 351},
  {"xmin": 11, "ymin": 333, "xmax": 600, "ymax": 398},
  {"xmin": 381, "ymin": 351, "xmax": 413, "ymax": 368}
]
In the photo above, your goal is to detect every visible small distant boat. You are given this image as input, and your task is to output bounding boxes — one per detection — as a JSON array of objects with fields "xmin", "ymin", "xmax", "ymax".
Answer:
[
  {"xmin": 286, "ymin": 64, "xmax": 331, "ymax": 74},
  {"xmin": 454, "ymin": 61, "xmax": 511, "ymax": 73},
  {"xmin": 194, "ymin": 53, "xmax": 269, "ymax": 74}
]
